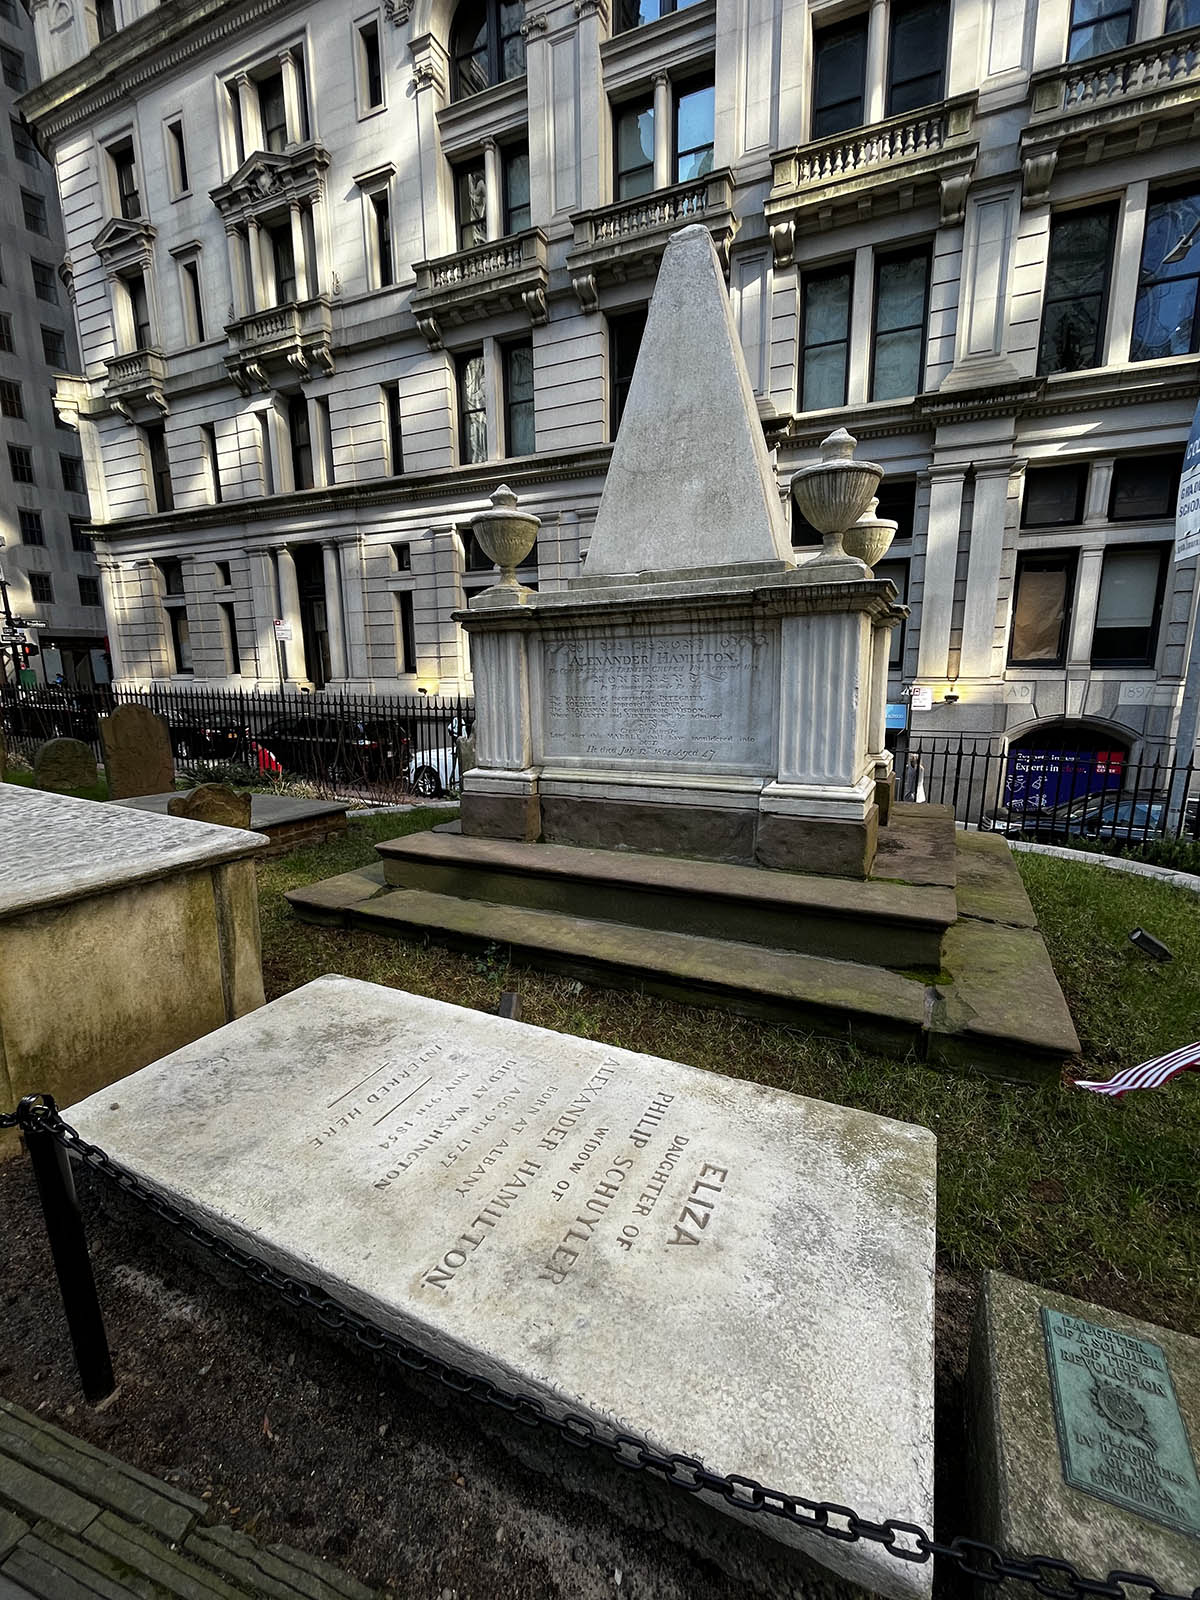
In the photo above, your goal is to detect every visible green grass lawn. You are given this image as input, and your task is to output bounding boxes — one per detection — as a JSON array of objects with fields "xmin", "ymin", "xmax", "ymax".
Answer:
[
  {"xmin": 259, "ymin": 814, "xmax": 1200, "ymax": 1335},
  {"xmin": 2, "ymin": 767, "xmax": 110, "ymax": 803}
]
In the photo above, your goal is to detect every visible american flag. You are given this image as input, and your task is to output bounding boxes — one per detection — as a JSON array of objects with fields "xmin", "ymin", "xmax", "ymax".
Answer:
[{"xmin": 1075, "ymin": 1042, "xmax": 1200, "ymax": 1096}]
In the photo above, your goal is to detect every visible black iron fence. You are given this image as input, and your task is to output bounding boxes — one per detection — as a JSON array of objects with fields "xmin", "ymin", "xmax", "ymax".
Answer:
[
  {"xmin": 0, "ymin": 682, "xmax": 473, "ymax": 804},
  {"xmin": 896, "ymin": 736, "xmax": 1200, "ymax": 848}
]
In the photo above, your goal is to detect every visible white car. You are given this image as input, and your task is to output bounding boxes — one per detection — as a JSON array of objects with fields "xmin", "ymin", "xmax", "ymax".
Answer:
[{"xmin": 408, "ymin": 718, "xmax": 469, "ymax": 798}]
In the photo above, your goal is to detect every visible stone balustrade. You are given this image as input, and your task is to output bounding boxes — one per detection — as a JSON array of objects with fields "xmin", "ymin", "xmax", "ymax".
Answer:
[
  {"xmin": 102, "ymin": 346, "xmax": 166, "ymax": 421},
  {"xmin": 1021, "ymin": 31, "xmax": 1200, "ymax": 201},
  {"xmin": 764, "ymin": 99, "xmax": 977, "ymax": 251},
  {"xmin": 566, "ymin": 172, "xmax": 736, "ymax": 309},
  {"xmin": 223, "ymin": 295, "xmax": 333, "ymax": 394},
  {"xmin": 411, "ymin": 229, "xmax": 549, "ymax": 350},
  {"xmin": 1031, "ymin": 29, "xmax": 1200, "ymax": 117}
]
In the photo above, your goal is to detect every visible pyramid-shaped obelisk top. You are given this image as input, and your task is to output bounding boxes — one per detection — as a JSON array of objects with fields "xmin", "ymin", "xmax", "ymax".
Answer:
[{"xmin": 582, "ymin": 224, "xmax": 793, "ymax": 580}]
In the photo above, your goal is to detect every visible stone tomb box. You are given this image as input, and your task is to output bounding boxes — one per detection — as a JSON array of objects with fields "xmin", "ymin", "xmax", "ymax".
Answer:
[
  {"xmin": 463, "ymin": 576, "xmax": 900, "ymax": 876},
  {"xmin": 0, "ymin": 783, "xmax": 266, "ymax": 1154},
  {"xmin": 67, "ymin": 975, "xmax": 937, "ymax": 1599}
]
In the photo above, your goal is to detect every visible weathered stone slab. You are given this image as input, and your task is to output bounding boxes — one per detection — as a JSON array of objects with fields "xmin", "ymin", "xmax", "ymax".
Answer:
[
  {"xmin": 167, "ymin": 783, "xmax": 253, "ymax": 830},
  {"xmin": 67, "ymin": 975, "xmax": 936, "ymax": 1600},
  {"xmin": 33, "ymin": 738, "xmax": 97, "ymax": 794},
  {"xmin": 0, "ymin": 783, "xmax": 267, "ymax": 918},
  {"xmin": 970, "ymin": 1272, "xmax": 1200, "ymax": 1597},
  {"xmin": 100, "ymin": 704, "xmax": 174, "ymax": 800}
]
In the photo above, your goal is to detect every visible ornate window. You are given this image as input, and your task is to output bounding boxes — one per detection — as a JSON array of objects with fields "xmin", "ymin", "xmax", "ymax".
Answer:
[{"xmin": 451, "ymin": 0, "xmax": 525, "ymax": 100}]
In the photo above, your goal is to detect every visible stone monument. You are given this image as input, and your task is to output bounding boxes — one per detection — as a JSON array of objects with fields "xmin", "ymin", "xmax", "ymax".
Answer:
[
  {"xmin": 970, "ymin": 1272, "xmax": 1200, "ymax": 1596},
  {"xmin": 33, "ymin": 737, "xmax": 98, "ymax": 793},
  {"xmin": 101, "ymin": 703, "xmax": 175, "ymax": 800},
  {"xmin": 459, "ymin": 225, "xmax": 901, "ymax": 880},
  {"xmin": 67, "ymin": 974, "xmax": 937, "ymax": 1599},
  {"xmin": 291, "ymin": 224, "xmax": 1080, "ymax": 1080},
  {"xmin": 167, "ymin": 782, "xmax": 253, "ymax": 830}
]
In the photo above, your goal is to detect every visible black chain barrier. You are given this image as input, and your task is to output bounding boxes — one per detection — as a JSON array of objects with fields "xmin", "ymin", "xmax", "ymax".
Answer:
[{"xmin": 3, "ymin": 1095, "xmax": 1196, "ymax": 1600}]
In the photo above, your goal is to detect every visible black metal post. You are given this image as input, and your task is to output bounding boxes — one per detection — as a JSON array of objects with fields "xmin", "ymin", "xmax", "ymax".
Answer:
[{"xmin": 21, "ymin": 1102, "xmax": 116, "ymax": 1404}]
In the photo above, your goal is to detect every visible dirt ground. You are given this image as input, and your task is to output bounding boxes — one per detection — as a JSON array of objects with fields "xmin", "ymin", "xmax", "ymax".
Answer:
[{"xmin": 0, "ymin": 1151, "xmax": 977, "ymax": 1600}]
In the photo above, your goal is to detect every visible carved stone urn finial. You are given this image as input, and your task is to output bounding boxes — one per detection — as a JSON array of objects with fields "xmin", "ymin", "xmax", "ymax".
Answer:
[
  {"xmin": 842, "ymin": 496, "xmax": 899, "ymax": 571},
  {"xmin": 790, "ymin": 428, "xmax": 884, "ymax": 567},
  {"xmin": 470, "ymin": 484, "xmax": 541, "ymax": 599}
]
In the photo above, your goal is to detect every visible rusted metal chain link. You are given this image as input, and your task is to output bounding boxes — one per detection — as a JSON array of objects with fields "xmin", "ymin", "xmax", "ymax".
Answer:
[{"xmin": 6, "ymin": 1094, "xmax": 1197, "ymax": 1600}]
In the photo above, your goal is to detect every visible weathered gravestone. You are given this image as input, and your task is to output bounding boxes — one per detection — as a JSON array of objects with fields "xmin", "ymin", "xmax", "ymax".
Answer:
[
  {"xmin": 969, "ymin": 1271, "xmax": 1200, "ymax": 1596},
  {"xmin": 68, "ymin": 974, "xmax": 937, "ymax": 1599},
  {"xmin": 34, "ymin": 737, "xmax": 98, "ymax": 793},
  {"xmin": 168, "ymin": 783, "xmax": 253, "ymax": 830},
  {"xmin": 100, "ymin": 703, "xmax": 175, "ymax": 799}
]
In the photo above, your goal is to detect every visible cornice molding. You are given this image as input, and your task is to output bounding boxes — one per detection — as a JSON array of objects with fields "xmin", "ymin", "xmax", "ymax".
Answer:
[
  {"xmin": 22, "ymin": 0, "xmax": 302, "ymax": 143},
  {"xmin": 93, "ymin": 445, "xmax": 616, "ymax": 542}
]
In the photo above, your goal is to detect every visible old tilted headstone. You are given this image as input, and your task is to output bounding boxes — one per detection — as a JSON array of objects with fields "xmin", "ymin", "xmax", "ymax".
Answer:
[
  {"xmin": 100, "ymin": 704, "xmax": 175, "ymax": 800},
  {"xmin": 167, "ymin": 783, "xmax": 252, "ymax": 831},
  {"xmin": 969, "ymin": 1271, "xmax": 1200, "ymax": 1596},
  {"xmin": 67, "ymin": 975, "xmax": 937, "ymax": 1599},
  {"xmin": 33, "ymin": 737, "xmax": 98, "ymax": 793}
]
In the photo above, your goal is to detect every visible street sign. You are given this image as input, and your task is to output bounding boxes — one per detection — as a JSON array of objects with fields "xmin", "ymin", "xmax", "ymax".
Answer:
[
  {"xmin": 1176, "ymin": 396, "xmax": 1200, "ymax": 562},
  {"xmin": 274, "ymin": 618, "xmax": 293, "ymax": 642},
  {"xmin": 1, "ymin": 631, "xmax": 28, "ymax": 645},
  {"xmin": 10, "ymin": 617, "xmax": 47, "ymax": 629},
  {"xmin": 909, "ymin": 685, "xmax": 934, "ymax": 712}
]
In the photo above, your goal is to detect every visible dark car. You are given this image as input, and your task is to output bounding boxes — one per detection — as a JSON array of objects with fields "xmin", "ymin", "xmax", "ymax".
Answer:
[
  {"xmin": 168, "ymin": 712, "xmax": 250, "ymax": 763},
  {"xmin": 255, "ymin": 715, "xmax": 409, "ymax": 782},
  {"xmin": 0, "ymin": 687, "xmax": 101, "ymax": 744},
  {"xmin": 985, "ymin": 792, "xmax": 1189, "ymax": 843}
]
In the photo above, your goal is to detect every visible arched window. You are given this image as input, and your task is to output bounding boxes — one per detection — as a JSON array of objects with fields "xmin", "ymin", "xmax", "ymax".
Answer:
[{"xmin": 452, "ymin": 0, "xmax": 525, "ymax": 99}]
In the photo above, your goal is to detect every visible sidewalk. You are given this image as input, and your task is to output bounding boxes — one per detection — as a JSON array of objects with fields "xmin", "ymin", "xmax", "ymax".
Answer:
[{"xmin": 0, "ymin": 1398, "xmax": 377, "ymax": 1600}]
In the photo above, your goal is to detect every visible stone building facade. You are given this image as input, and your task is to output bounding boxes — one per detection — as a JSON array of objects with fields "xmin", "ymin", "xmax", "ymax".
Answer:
[
  {"xmin": 0, "ymin": 0, "xmax": 103, "ymax": 687},
  {"xmin": 17, "ymin": 0, "xmax": 1200, "ymax": 763}
]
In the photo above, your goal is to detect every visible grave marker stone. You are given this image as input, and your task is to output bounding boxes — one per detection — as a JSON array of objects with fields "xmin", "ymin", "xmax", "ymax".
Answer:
[
  {"xmin": 100, "ymin": 704, "xmax": 174, "ymax": 799},
  {"xmin": 167, "ymin": 783, "xmax": 253, "ymax": 831},
  {"xmin": 68, "ymin": 975, "xmax": 936, "ymax": 1600},
  {"xmin": 970, "ymin": 1271, "xmax": 1200, "ymax": 1596},
  {"xmin": 34, "ymin": 737, "xmax": 98, "ymax": 793}
]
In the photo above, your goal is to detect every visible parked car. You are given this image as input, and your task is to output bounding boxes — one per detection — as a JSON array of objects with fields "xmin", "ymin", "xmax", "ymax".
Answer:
[
  {"xmin": 168, "ymin": 712, "xmax": 249, "ymax": 763},
  {"xmin": 407, "ymin": 716, "xmax": 469, "ymax": 798},
  {"xmin": 1, "ymin": 687, "xmax": 101, "ymax": 744},
  {"xmin": 984, "ymin": 792, "xmax": 1189, "ymax": 843},
  {"xmin": 255, "ymin": 714, "xmax": 409, "ymax": 782}
]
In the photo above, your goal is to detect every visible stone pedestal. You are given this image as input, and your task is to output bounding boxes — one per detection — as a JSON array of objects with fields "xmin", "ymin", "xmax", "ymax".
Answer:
[
  {"xmin": 0, "ymin": 784, "xmax": 267, "ymax": 1155},
  {"xmin": 459, "ymin": 570, "xmax": 902, "ymax": 879}
]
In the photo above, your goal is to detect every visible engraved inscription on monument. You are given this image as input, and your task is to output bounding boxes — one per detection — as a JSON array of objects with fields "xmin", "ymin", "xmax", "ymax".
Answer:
[
  {"xmin": 1042, "ymin": 1307, "xmax": 1200, "ymax": 1538},
  {"xmin": 538, "ymin": 627, "xmax": 777, "ymax": 771}
]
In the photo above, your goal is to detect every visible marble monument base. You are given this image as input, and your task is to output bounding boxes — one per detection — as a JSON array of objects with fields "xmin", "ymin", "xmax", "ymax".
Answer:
[{"xmin": 67, "ymin": 976, "xmax": 936, "ymax": 1600}]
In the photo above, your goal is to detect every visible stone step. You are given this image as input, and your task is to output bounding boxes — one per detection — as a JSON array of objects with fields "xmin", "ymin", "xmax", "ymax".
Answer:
[
  {"xmin": 376, "ymin": 826, "xmax": 956, "ymax": 970},
  {"xmin": 290, "ymin": 868, "xmax": 930, "ymax": 1052}
]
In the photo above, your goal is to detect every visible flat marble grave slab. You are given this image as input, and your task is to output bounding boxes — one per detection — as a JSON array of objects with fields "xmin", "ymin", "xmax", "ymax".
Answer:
[{"xmin": 68, "ymin": 975, "xmax": 936, "ymax": 1599}]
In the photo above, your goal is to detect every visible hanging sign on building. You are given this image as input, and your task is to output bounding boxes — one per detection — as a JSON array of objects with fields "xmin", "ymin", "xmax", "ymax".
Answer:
[
  {"xmin": 1176, "ymin": 396, "xmax": 1200, "ymax": 562},
  {"xmin": 908, "ymin": 685, "xmax": 934, "ymax": 712}
]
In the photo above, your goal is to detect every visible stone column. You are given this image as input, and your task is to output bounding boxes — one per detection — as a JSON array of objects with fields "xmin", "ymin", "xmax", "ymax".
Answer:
[
  {"xmin": 226, "ymin": 226, "xmax": 250, "ymax": 319},
  {"xmin": 652, "ymin": 71, "xmax": 672, "ymax": 191},
  {"xmin": 289, "ymin": 201, "xmax": 309, "ymax": 300},
  {"xmin": 1068, "ymin": 548, "xmax": 1105, "ymax": 666},
  {"xmin": 411, "ymin": 48, "xmax": 452, "ymax": 262},
  {"xmin": 916, "ymin": 465, "xmax": 966, "ymax": 682},
  {"xmin": 1105, "ymin": 180, "xmax": 1148, "ymax": 367},
  {"xmin": 247, "ymin": 219, "xmax": 268, "ymax": 311},
  {"xmin": 338, "ymin": 539, "xmax": 370, "ymax": 682},
  {"xmin": 322, "ymin": 541, "xmax": 348, "ymax": 681},
  {"xmin": 867, "ymin": 619, "xmax": 892, "ymax": 765},
  {"xmin": 246, "ymin": 547, "xmax": 281, "ymax": 683},
  {"xmin": 279, "ymin": 49, "xmax": 304, "ymax": 146},
  {"xmin": 276, "ymin": 546, "xmax": 307, "ymax": 681},
  {"xmin": 959, "ymin": 461, "xmax": 1016, "ymax": 681},
  {"xmin": 236, "ymin": 72, "xmax": 262, "ymax": 155},
  {"xmin": 97, "ymin": 563, "xmax": 127, "ymax": 683},
  {"xmin": 460, "ymin": 624, "xmax": 540, "ymax": 839},
  {"xmin": 847, "ymin": 244, "xmax": 874, "ymax": 405},
  {"xmin": 864, "ymin": 0, "xmax": 889, "ymax": 125},
  {"xmin": 482, "ymin": 138, "xmax": 503, "ymax": 241},
  {"xmin": 574, "ymin": 1, "xmax": 608, "ymax": 211}
]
